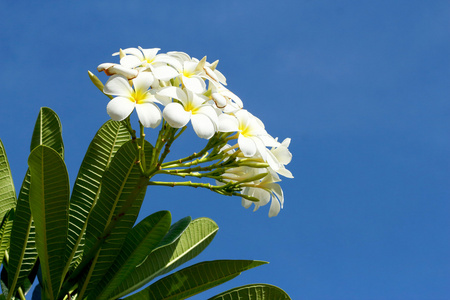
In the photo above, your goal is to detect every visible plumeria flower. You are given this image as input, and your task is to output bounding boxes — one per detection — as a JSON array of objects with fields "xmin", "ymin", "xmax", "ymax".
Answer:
[
  {"xmin": 158, "ymin": 87, "xmax": 218, "ymax": 139},
  {"xmin": 241, "ymin": 171, "xmax": 284, "ymax": 217},
  {"xmin": 265, "ymin": 138, "xmax": 294, "ymax": 178},
  {"xmin": 165, "ymin": 55, "xmax": 207, "ymax": 94},
  {"xmin": 208, "ymin": 80, "xmax": 243, "ymax": 111},
  {"xmin": 103, "ymin": 72, "xmax": 168, "ymax": 128},
  {"xmin": 219, "ymin": 110, "xmax": 277, "ymax": 159},
  {"xmin": 115, "ymin": 47, "xmax": 180, "ymax": 81},
  {"xmin": 219, "ymin": 165, "xmax": 284, "ymax": 217}
]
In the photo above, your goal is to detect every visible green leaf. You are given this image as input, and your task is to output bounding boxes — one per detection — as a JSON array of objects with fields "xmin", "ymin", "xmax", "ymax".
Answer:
[
  {"xmin": 8, "ymin": 107, "xmax": 64, "ymax": 300},
  {"xmin": 77, "ymin": 139, "xmax": 152, "ymax": 298},
  {"xmin": 208, "ymin": 284, "xmax": 292, "ymax": 300},
  {"xmin": 91, "ymin": 210, "xmax": 172, "ymax": 300},
  {"xmin": 65, "ymin": 120, "xmax": 130, "ymax": 274},
  {"xmin": 110, "ymin": 217, "xmax": 218, "ymax": 299},
  {"xmin": 28, "ymin": 145, "xmax": 70, "ymax": 299},
  {"xmin": 0, "ymin": 139, "xmax": 17, "ymax": 224},
  {"xmin": 0, "ymin": 209, "xmax": 14, "ymax": 265},
  {"xmin": 30, "ymin": 107, "xmax": 64, "ymax": 158},
  {"xmin": 124, "ymin": 260, "xmax": 268, "ymax": 300}
]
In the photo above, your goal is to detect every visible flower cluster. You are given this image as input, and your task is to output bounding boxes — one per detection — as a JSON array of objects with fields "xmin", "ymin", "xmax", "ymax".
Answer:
[{"xmin": 94, "ymin": 47, "xmax": 293, "ymax": 217}]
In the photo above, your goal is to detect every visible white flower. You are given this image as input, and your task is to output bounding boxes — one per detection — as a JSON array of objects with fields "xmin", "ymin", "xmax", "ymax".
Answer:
[
  {"xmin": 241, "ymin": 171, "xmax": 284, "ymax": 217},
  {"xmin": 219, "ymin": 110, "xmax": 276, "ymax": 159},
  {"xmin": 103, "ymin": 73, "xmax": 166, "ymax": 128},
  {"xmin": 266, "ymin": 138, "xmax": 293, "ymax": 178},
  {"xmin": 116, "ymin": 47, "xmax": 180, "ymax": 81},
  {"xmin": 219, "ymin": 166, "xmax": 284, "ymax": 217},
  {"xmin": 158, "ymin": 87, "xmax": 218, "ymax": 139},
  {"xmin": 179, "ymin": 59, "xmax": 207, "ymax": 94}
]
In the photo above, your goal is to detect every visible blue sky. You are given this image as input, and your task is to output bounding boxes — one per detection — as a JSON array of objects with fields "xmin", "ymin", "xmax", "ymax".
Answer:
[{"xmin": 1, "ymin": 1, "xmax": 449, "ymax": 299}]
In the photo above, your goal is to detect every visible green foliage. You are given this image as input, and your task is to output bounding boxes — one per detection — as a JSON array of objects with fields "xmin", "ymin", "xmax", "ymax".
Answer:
[
  {"xmin": 65, "ymin": 120, "xmax": 130, "ymax": 273},
  {"xmin": 124, "ymin": 260, "xmax": 268, "ymax": 300},
  {"xmin": 7, "ymin": 107, "xmax": 64, "ymax": 300},
  {"xmin": 28, "ymin": 145, "xmax": 70, "ymax": 299},
  {"xmin": 0, "ymin": 108, "xmax": 291, "ymax": 300},
  {"xmin": 208, "ymin": 283, "xmax": 292, "ymax": 300}
]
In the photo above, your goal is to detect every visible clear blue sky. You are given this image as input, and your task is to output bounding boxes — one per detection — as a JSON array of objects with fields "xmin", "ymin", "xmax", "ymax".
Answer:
[{"xmin": 1, "ymin": 1, "xmax": 449, "ymax": 299}]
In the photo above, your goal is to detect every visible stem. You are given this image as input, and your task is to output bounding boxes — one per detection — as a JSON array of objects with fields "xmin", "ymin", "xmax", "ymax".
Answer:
[
  {"xmin": 148, "ymin": 180, "xmax": 225, "ymax": 191},
  {"xmin": 139, "ymin": 122, "xmax": 146, "ymax": 174},
  {"xmin": 122, "ymin": 117, "xmax": 136, "ymax": 140}
]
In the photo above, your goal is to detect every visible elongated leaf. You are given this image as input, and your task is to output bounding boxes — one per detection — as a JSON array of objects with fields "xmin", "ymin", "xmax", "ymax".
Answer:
[
  {"xmin": 6, "ymin": 172, "xmax": 38, "ymax": 300},
  {"xmin": 8, "ymin": 107, "xmax": 64, "ymax": 300},
  {"xmin": 0, "ymin": 139, "xmax": 17, "ymax": 223},
  {"xmin": 125, "ymin": 260, "xmax": 268, "ymax": 300},
  {"xmin": 77, "ymin": 139, "xmax": 152, "ymax": 298},
  {"xmin": 101, "ymin": 216, "xmax": 191, "ymax": 299},
  {"xmin": 28, "ymin": 145, "xmax": 70, "ymax": 299},
  {"xmin": 30, "ymin": 107, "xmax": 64, "ymax": 158},
  {"xmin": 111, "ymin": 217, "xmax": 218, "ymax": 299},
  {"xmin": 0, "ymin": 209, "xmax": 14, "ymax": 264},
  {"xmin": 91, "ymin": 210, "xmax": 172, "ymax": 300},
  {"xmin": 208, "ymin": 284, "xmax": 292, "ymax": 300},
  {"xmin": 65, "ymin": 120, "xmax": 130, "ymax": 274}
]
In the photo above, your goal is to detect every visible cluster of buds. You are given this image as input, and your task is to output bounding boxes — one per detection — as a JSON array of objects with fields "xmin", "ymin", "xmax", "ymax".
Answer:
[{"xmin": 90, "ymin": 47, "xmax": 293, "ymax": 217}]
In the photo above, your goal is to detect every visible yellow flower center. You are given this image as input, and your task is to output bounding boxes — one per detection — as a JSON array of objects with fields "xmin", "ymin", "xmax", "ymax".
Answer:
[
  {"xmin": 131, "ymin": 89, "xmax": 148, "ymax": 104},
  {"xmin": 239, "ymin": 124, "xmax": 250, "ymax": 137}
]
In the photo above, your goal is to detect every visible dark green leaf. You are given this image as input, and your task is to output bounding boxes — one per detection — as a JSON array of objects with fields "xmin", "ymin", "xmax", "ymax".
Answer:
[
  {"xmin": 110, "ymin": 217, "xmax": 218, "ymax": 299},
  {"xmin": 0, "ymin": 139, "xmax": 17, "ymax": 224},
  {"xmin": 91, "ymin": 211, "xmax": 172, "ymax": 300},
  {"xmin": 65, "ymin": 120, "xmax": 130, "ymax": 274},
  {"xmin": 208, "ymin": 284, "xmax": 292, "ymax": 300},
  {"xmin": 28, "ymin": 145, "xmax": 70, "ymax": 299},
  {"xmin": 124, "ymin": 260, "xmax": 268, "ymax": 300},
  {"xmin": 77, "ymin": 139, "xmax": 152, "ymax": 298},
  {"xmin": 8, "ymin": 107, "xmax": 64, "ymax": 300}
]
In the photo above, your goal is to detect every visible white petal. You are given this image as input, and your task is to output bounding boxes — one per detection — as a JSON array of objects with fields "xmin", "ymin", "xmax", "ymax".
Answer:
[
  {"xmin": 157, "ymin": 87, "xmax": 187, "ymax": 102},
  {"xmin": 163, "ymin": 103, "xmax": 191, "ymax": 128},
  {"xmin": 268, "ymin": 196, "xmax": 281, "ymax": 217},
  {"xmin": 212, "ymin": 92, "xmax": 227, "ymax": 108},
  {"xmin": 154, "ymin": 54, "xmax": 183, "ymax": 71},
  {"xmin": 182, "ymin": 75, "xmax": 206, "ymax": 94},
  {"xmin": 254, "ymin": 137, "xmax": 268, "ymax": 161},
  {"xmin": 238, "ymin": 134, "xmax": 257, "ymax": 157},
  {"xmin": 136, "ymin": 102, "xmax": 162, "ymax": 128},
  {"xmin": 196, "ymin": 105, "xmax": 218, "ymax": 127},
  {"xmin": 107, "ymin": 97, "xmax": 135, "ymax": 121},
  {"xmin": 277, "ymin": 167, "xmax": 294, "ymax": 178},
  {"xmin": 191, "ymin": 114, "xmax": 216, "ymax": 139},
  {"xmin": 269, "ymin": 183, "xmax": 284, "ymax": 208},
  {"xmin": 120, "ymin": 55, "xmax": 142, "ymax": 69},
  {"xmin": 139, "ymin": 47, "xmax": 160, "ymax": 60},
  {"xmin": 151, "ymin": 65, "xmax": 180, "ymax": 81},
  {"xmin": 242, "ymin": 198, "xmax": 253, "ymax": 209},
  {"xmin": 235, "ymin": 109, "xmax": 252, "ymax": 129},
  {"xmin": 97, "ymin": 64, "xmax": 138, "ymax": 80},
  {"xmin": 218, "ymin": 114, "xmax": 239, "ymax": 132},
  {"xmin": 272, "ymin": 146, "xmax": 292, "ymax": 165},
  {"xmin": 254, "ymin": 189, "xmax": 271, "ymax": 206},
  {"xmin": 132, "ymin": 72, "xmax": 154, "ymax": 92},
  {"xmin": 266, "ymin": 149, "xmax": 282, "ymax": 172},
  {"xmin": 117, "ymin": 47, "xmax": 144, "ymax": 59},
  {"xmin": 189, "ymin": 92, "xmax": 209, "ymax": 108},
  {"xmin": 104, "ymin": 75, "xmax": 133, "ymax": 97}
]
